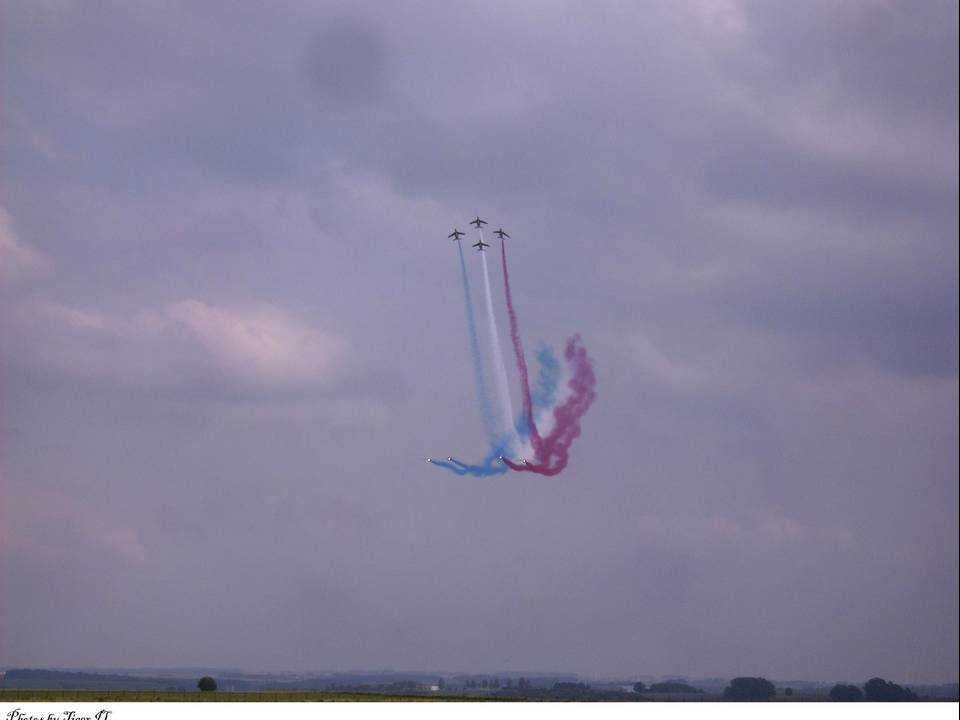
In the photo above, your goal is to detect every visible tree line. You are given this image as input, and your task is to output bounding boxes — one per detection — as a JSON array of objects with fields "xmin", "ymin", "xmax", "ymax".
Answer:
[{"xmin": 189, "ymin": 673, "xmax": 924, "ymax": 701}]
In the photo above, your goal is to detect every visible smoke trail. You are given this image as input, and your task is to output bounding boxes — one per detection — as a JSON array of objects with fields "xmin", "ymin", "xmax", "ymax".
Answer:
[
  {"xmin": 517, "ymin": 345, "xmax": 561, "ymax": 440},
  {"xmin": 429, "ymin": 446, "xmax": 508, "ymax": 477},
  {"xmin": 456, "ymin": 238, "xmax": 496, "ymax": 442},
  {"xmin": 429, "ymin": 238, "xmax": 509, "ymax": 478},
  {"xmin": 504, "ymin": 334, "xmax": 597, "ymax": 476},
  {"xmin": 431, "ymin": 221, "xmax": 595, "ymax": 478},
  {"xmin": 500, "ymin": 238, "xmax": 539, "ymax": 448},
  {"xmin": 479, "ymin": 236, "xmax": 518, "ymax": 451},
  {"xmin": 430, "ymin": 346, "xmax": 559, "ymax": 476},
  {"xmin": 532, "ymin": 346, "xmax": 561, "ymax": 411}
]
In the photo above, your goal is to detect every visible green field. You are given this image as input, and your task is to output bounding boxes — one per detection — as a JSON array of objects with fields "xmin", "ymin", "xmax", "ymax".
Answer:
[{"xmin": 0, "ymin": 689, "xmax": 521, "ymax": 702}]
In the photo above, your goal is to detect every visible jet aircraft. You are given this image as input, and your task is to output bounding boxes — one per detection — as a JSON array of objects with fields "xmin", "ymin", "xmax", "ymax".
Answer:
[
  {"xmin": 493, "ymin": 228, "xmax": 509, "ymax": 239},
  {"xmin": 470, "ymin": 216, "xmax": 487, "ymax": 228},
  {"xmin": 447, "ymin": 228, "xmax": 465, "ymax": 241},
  {"xmin": 473, "ymin": 237, "xmax": 490, "ymax": 251}
]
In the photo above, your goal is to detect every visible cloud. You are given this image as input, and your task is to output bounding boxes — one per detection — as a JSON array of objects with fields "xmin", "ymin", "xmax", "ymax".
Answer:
[
  {"xmin": 3, "ymin": 297, "xmax": 348, "ymax": 395},
  {"xmin": 0, "ymin": 205, "xmax": 51, "ymax": 284},
  {"xmin": 634, "ymin": 510, "xmax": 854, "ymax": 547},
  {"xmin": 165, "ymin": 300, "xmax": 347, "ymax": 386},
  {"xmin": 624, "ymin": 330, "xmax": 712, "ymax": 390},
  {"xmin": 0, "ymin": 0, "xmax": 955, "ymax": 681},
  {"xmin": 304, "ymin": 16, "xmax": 386, "ymax": 106},
  {"xmin": 0, "ymin": 475, "xmax": 147, "ymax": 566}
]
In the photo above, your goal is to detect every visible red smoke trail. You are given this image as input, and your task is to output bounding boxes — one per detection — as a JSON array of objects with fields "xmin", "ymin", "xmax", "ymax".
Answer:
[
  {"xmin": 500, "ymin": 237, "xmax": 597, "ymax": 475},
  {"xmin": 500, "ymin": 239, "xmax": 540, "ymax": 449},
  {"xmin": 503, "ymin": 334, "xmax": 597, "ymax": 476}
]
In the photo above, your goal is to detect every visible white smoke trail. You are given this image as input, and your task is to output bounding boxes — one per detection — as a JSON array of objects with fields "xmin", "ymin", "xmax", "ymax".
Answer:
[{"xmin": 478, "ymin": 231, "xmax": 518, "ymax": 452}]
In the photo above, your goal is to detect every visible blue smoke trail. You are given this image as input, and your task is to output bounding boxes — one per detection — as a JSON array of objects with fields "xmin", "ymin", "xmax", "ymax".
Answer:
[
  {"xmin": 430, "ymin": 444, "xmax": 509, "ymax": 476},
  {"xmin": 457, "ymin": 239, "xmax": 496, "ymax": 441},
  {"xmin": 515, "ymin": 345, "xmax": 561, "ymax": 440},
  {"xmin": 433, "ymin": 347, "xmax": 560, "ymax": 475},
  {"xmin": 532, "ymin": 346, "xmax": 561, "ymax": 411},
  {"xmin": 430, "ymin": 242, "xmax": 508, "ymax": 477}
]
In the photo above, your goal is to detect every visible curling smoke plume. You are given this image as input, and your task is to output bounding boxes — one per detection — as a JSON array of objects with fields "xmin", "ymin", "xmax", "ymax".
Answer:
[
  {"xmin": 500, "ymin": 239, "xmax": 596, "ymax": 475},
  {"xmin": 502, "ymin": 334, "xmax": 596, "ymax": 476}
]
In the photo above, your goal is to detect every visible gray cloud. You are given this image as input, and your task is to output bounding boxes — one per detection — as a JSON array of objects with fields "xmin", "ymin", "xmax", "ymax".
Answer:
[
  {"xmin": 1, "ymin": 0, "xmax": 956, "ymax": 682},
  {"xmin": 304, "ymin": 16, "xmax": 386, "ymax": 106}
]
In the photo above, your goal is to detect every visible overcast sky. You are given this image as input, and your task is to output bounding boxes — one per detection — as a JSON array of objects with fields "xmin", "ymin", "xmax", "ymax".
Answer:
[{"xmin": 1, "ymin": 1, "xmax": 957, "ymax": 683}]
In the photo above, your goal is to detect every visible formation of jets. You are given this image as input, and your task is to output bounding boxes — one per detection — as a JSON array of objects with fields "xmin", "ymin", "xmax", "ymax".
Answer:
[
  {"xmin": 447, "ymin": 216, "xmax": 511, "ymax": 252},
  {"xmin": 425, "ymin": 455, "xmax": 527, "ymax": 465},
  {"xmin": 430, "ymin": 217, "xmax": 527, "ymax": 468}
]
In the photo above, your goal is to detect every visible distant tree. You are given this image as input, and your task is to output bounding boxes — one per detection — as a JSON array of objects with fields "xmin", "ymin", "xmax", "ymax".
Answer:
[
  {"xmin": 829, "ymin": 684, "xmax": 863, "ymax": 701},
  {"xmin": 784, "ymin": 688, "xmax": 793, "ymax": 697},
  {"xmin": 649, "ymin": 681, "xmax": 703, "ymax": 694},
  {"xmin": 437, "ymin": 678, "xmax": 445, "ymax": 690},
  {"xmin": 505, "ymin": 679, "xmax": 514, "ymax": 688},
  {"xmin": 633, "ymin": 681, "xmax": 646, "ymax": 693},
  {"xmin": 551, "ymin": 682, "xmax": 594, "ymax": 699},
  {"xmin": 197, "ymin": 677, "xmax": 217, "ymax": 692},
  {"xmin": 517, "ymin": 678, "xmax": 531, "ymax": 689},
  {"xmin": 492, "ymin": 678, "xmax": 500, "ymax": 689},
  {"xmin": 481, "ymin": 679, "xmax": 488, "ymax": 689},
  {"xmin": 863, "ymin": 678, "xmax": 916, "ymax": 702},
  {"xmin": 723, "ymin": 677, "xmax": 776, "ymax": 700}
]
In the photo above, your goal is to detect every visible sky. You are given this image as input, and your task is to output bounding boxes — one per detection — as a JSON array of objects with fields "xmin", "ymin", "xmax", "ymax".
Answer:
[{"xmin": 1, "ymin": 0, "xmax": 957, "ymax": 684}]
